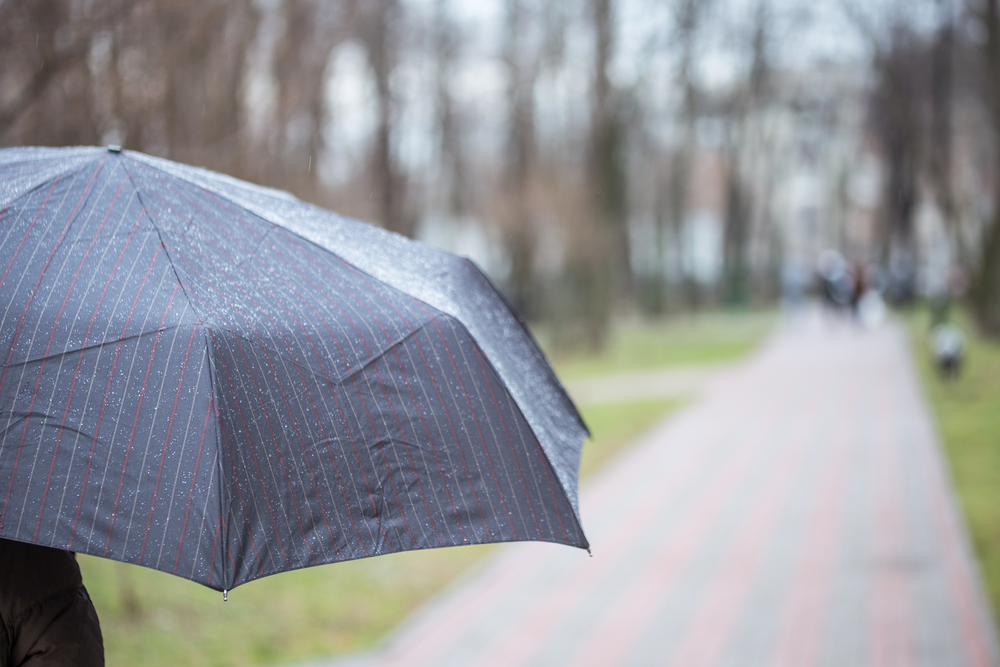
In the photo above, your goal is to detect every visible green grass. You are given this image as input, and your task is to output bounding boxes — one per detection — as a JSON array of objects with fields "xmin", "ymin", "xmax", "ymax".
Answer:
[
  {"xmin": 81, "ymin": 310, "xmax": 773, "ymax": 667},
  {"xmin": 907, "ymin": 308, "xmax": 1000, "ymax": 631},
  {"xmin": 80, "ymin": 544, "xmax": 492, "ymax": 666},
  {"xmin": 540, "ymin": 310, "xmax": 775, "ymax": 379},
  {"xmin": 578, "ymin": 399, "xmax": 682, "ymax": 478}
]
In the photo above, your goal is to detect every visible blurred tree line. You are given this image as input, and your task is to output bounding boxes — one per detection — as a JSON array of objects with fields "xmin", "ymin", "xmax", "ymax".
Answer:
[
  {"xmin": 852, "ymin": 0, "xmax": 1000, "ymax": 333},
  {"xmin": 2, "ymin": 0, "xmax": 1000, "ymax": 341}
]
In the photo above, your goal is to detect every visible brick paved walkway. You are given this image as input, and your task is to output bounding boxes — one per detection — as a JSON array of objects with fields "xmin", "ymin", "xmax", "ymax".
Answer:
[{"xmin": 320, "ymin": 318, "xmax": 999, "ymax": 667}]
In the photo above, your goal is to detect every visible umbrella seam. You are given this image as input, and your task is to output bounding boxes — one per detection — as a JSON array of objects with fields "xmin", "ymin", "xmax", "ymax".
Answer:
[
  {"xmin": 3, "ymin": 326, "xmax": 183, "ymax": 367},
  {"xmin": 117, "ymin": 156, "xmax": 203, "ymax": 327},
  {"xmin": 202, "ymin": 325, "xmax": 231, "ymax": 591},
  {"xmin": 0, "ymin": 154, "xmax": 97, "ymax": 210},
  {"xmin": 337, "ymin": 323, "xmax": 429, "ymax": 384},
  {"xmin": 411, "ymin": 303, "xmax": 587, "ymax": 548},
  {"xmin": 454, "ymin": 260, "xmax": 586, "ymax": 523},
  {"xmin": 104, "ymin": 166, "xmax": 241, "ymax": 583},
  {"xmin": 460, "ymin": 258, "xmax": 590, "ymax": 438}
]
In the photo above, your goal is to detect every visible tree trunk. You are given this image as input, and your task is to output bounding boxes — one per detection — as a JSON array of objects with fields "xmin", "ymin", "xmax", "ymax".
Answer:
[
  {"xmin": 502, "ymin": 0, "xmax": 539, "ymax": 317},
  {"xmin": 361, "ymin": 0, "xmax": 409, "ymax": 236},
  {"xmin": 973, "ymin": 0, "xmax": 1000, "ymax": 333},
  {"xmin": 579, "ymin": 0, "xmax": 626, "ymax": 344}
]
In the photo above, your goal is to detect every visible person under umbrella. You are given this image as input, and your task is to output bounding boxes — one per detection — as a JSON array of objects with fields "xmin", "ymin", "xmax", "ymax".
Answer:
[{"xmin": 0, "ymin": 538, "xmax": 104, "ymax": 666}]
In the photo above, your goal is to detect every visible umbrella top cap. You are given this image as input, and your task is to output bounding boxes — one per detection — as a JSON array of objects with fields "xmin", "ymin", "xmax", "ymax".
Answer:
[{"xmin": 106, "ymin": 144, "xmax": 121, "ymax": 153}]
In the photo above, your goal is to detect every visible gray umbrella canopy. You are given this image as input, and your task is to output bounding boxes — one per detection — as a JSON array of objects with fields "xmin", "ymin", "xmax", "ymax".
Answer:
[{"xmin": 0, "ymin": 146, "xmax": 588, "ymax": 592}]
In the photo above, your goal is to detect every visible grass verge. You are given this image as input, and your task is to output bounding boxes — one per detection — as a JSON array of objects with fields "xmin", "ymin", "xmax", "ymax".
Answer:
[
  {"xmin": 907, "ymin": 307, "xmax": 1000, "ymax": 632},
  {"xmin": 542, "ymin": 310, "xmax": 775, "ymax": 379},
  {"xmin": 80, "ymin": 544, "xmax": 492, "ymax": 666},
  {"xmin": 578, "ymin": 398, "xmax": 681, "ymax": 478}
]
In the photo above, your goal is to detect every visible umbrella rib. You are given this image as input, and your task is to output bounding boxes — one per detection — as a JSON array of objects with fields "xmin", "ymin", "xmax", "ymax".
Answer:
[
  {"xmin": 302, "ymin": 244, "xmax": 493, "ymax": 542},
  {"xmin": 328, "ymin": 257, "xmax": 506, "ymax": 545},
  {"xmin": 335, "ymin": 294, "xmax": 446, "ymax": 549},
  {"xmin": 260, "ymin": 227, "xmax": 454, "ymax": 551},
  {"xmin": 56, "ymin": 168, "xmax": 264, "ymax": 579},
  {"xmin": 470, "ymin": 344, "xmax": 542, "ymax": 538},
  {"xmin": 457, "ymin": 260, "xmax": 587, "ymax": 522},
  {"xmin": 5, "ymin": 326, "xmax": 182, "ymax": 368},
  {"xmin": 117, "ymin": 160, "xmax": 202, "ymax": 323},
  {"xmin": 462, "ymin": 258, "xmax": 589, "ymax": 436},
  {"xmin": 136, "ymin": 322, "xmax": 202, "ymax": 564},
  {"xmin": 501, "ymin": 383, "xmax": 572, "ymax": 543},
  {"xmin": 425, "ymin": 311, "xmax": 520, "ymax": 539},
  {"xmin": 168, "ymin": 376, "xmax": 223, "ymax": 582},
  {"xmin": 180, "ymin": 330, "xmax": 229, "ymax": 588},
  {"xmin": 276, "ymin": 230, "xmax": 489, "ymax": 545},
  {"xmin": 136, "ymin": 176, "xmax": 373, "ymax": 562},
  {"xmin": 336, "ymin": 326, "xmax": 425, "ymax": 383},
  {"xmin": 207, "ymin": 328, "xmax": 287, "ymax": 575},
  {"xmin": 237, "ymin": 238, "xmax": 411, "ymax": 553},
  {"xmin": 124, "ymin": 164, "xmax": 305, "ymax": 573},
  {"xmin": 408, "ymin": 302, "xmax": 512, "ymax": 541},
  {"xmin": 169, "ymin": 182, "xmax": 418, "ymax": 554}
]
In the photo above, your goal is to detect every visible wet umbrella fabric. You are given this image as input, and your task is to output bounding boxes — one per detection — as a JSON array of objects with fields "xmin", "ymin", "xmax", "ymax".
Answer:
[{"xmin": 0, "ymin": 146, "xmax": 588, "ymax": 592}]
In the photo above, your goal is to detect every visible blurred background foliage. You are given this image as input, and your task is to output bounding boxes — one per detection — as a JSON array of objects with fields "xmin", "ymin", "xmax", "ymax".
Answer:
[{"xmin": 3, "ymin": 0, "xmax": 1000, "ymax": 343}]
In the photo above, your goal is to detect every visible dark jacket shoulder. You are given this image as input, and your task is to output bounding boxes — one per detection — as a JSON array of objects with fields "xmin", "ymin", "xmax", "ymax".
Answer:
[
  {"xmin": 0, "ymin": 539, "xmax": 83, "ymax": 622},
  {"xmin": 0, "ymin": 538, "xmax": 103, "ymax": 667}
]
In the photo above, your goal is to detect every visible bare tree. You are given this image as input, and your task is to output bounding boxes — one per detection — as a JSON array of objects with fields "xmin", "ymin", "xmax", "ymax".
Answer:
[
  {"xmin": 357, "ymin": 0, "xmax": 411, "ymax": 236},
  {"xmin": 722, "ymin": 0, "xmax": 770, "ymax": 307},
  {"xmin": 0, "ymin": 0, "xmax": 260, "ymax": 170},
  {"xmin": 0, "ymin": 0, "xmax": 106, "ymax": 146},
  {"xmin": 664, "ymin": 0, "xmax": 712, "ymax": 310},
  {"xmin": 500, "ymin": 0, "xmax": 542, "ymax": 317},
  {"xmin": 267, "ymin": 0, "xmax": 342, "ymax": 198},
  {"xmin": 432, "ymin": 0, "xmax": 467, "ymax": 218},
  {"xmin": 570, "ymin": 0, "xmax": 628, "ymax": 346},
  {"xmin": 970, "ymin": 0, "xmax": 1000, "ymax": 332},
  {"xmin": 848, "ymin": 4, "xmax": 926, "ymax": 302},
  {"xmin": 928, "ymin": 0, "xmax": 962, "ymax": 265}
]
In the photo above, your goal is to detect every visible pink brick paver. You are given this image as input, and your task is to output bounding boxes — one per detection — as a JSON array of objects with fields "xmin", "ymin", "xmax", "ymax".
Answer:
[{"xmin": 321, "ymin": 318, "xmax": 999, "ymax": 667}]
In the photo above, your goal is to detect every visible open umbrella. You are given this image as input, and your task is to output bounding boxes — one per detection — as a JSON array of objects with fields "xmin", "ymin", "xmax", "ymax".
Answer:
[{"xmin": 0, "ymin": 146, "xmax": 588, "ymax": 594}]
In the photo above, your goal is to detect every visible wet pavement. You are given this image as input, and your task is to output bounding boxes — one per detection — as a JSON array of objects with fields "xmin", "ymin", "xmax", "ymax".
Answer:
[{"xmin": 311, "ymin": 315, "xmax": 999, "ymax": 667}]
